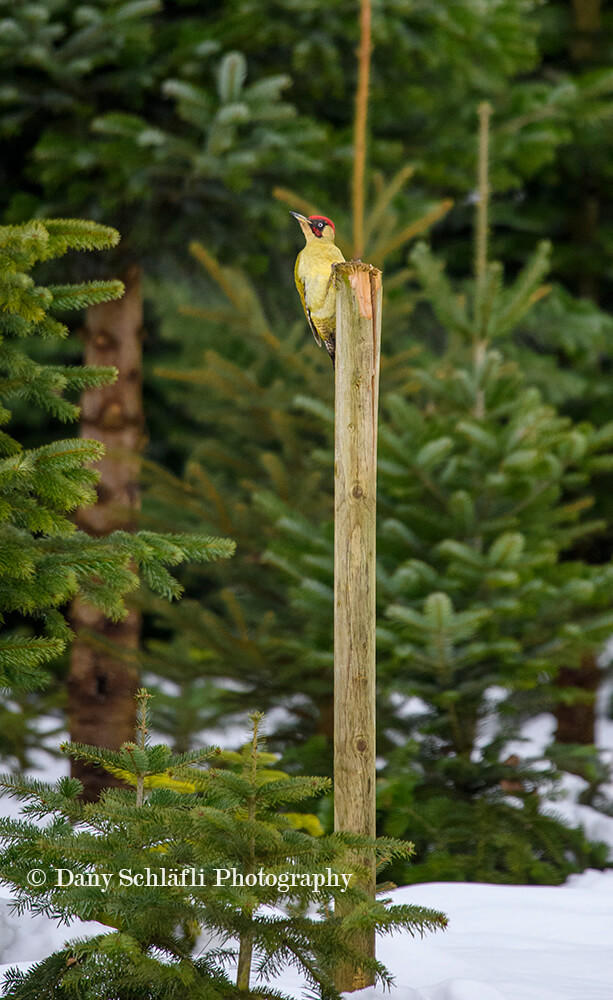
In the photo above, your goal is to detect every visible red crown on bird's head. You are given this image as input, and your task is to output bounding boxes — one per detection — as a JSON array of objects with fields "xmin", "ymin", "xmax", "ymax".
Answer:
[
  {"xmin": 308, "ymin": 215, "xmax": 334, "ymax": 229},
  {"xmin": 308, "ymin": 216, "xmax": 335, "ymax": 238}
]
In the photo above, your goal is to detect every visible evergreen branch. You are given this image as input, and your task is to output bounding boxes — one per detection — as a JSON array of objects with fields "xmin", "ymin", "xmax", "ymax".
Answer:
[
  {"xmin": 372, "ymin": 199, "xmax": 453, "ymax": 262},
  {"xmin": 48, "ymin": 280, "xmax": 125, "ymax": 311},
  {"xmin": 39, "ymin": 219, "xmax": 120, "ymax": 257},
  {"xmin": 363, "ymin": 163, "xmax": 415, "ymax": 246}
]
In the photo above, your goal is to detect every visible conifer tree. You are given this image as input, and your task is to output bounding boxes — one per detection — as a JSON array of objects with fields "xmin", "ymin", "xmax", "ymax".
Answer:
[
  {"xmin": 0, "ymin": 218, "xmax": 234, "ymax": 696},
  {"xmin": 0, "ymin": 0, "xmax": 323, "ymax": 263},
  {"xmin": 370, "ymin": 106, "xmax": 613, "ymax": 882},
  {"xmin": 136, "ymin": 110, "xmax": 613, "ymax": 882},
  {"xmin": 0, "ymin": 0, "xmax": 326, "ymax": 774},
  {"xmin": 136, "ymin": 179, "xmax": 450, "ymax": 757},
  {"xmin": 0, "ymin": 692, "xmax": 446, "ymax": 999},
  {"xmin": 504, "ymin": 1, "xmax": 613, "ymax": 748}
]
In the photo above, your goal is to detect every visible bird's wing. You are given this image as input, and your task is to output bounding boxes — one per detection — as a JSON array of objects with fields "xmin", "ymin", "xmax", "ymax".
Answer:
[{"xmin": 294, "ymin": 258, "xmax": 323, "ymax": 347}]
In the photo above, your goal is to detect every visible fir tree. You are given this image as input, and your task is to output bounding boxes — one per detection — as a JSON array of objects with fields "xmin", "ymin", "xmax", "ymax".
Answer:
[
  {"xmin": 259, "ymin": 113, "xmax": 613, "ymax": 883},
  {"xmin": 135, "ymin": 186, "xmax": 448, "ymax": 757},
  {"xmin": 0, "ymin": 0, "xmax": 323, "ymax": 267},
  {"xmin": 0, "ymin": 0, "xmax": 328, "ymax": 772},
  {"xmin": 0, "ymin": 692, "xmax": 447, "ymax": 999},
  {"xmin": 373, "ymin": 109, "xmax": 613, "ymax": 882},
  {"xmin": 0, "ymin": 218, "xmax": 234, "ymax": 693},
  {"xmin": 134, "ymin": 117, "xmax": 613, "ymax": 883}
]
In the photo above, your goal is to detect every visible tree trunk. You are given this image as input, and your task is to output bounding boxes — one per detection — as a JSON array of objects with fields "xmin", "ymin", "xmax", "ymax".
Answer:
[
  {"xmin": 68, "ymin": 266, "xmax": 145, "ymax": 801},
  {"xmin": 569, "ymin": 0, "xmax": 601, "ymax": 300},
  {"xmin": 571, "ymin": 0, "xmax": 601, "ymax": 62},
  {"xmin": 553, "ymin": 0, "xmax": 603, "ymax": 746},
  {"xmin": 554, "ymin": 653, "xmax": 599, "ymax": 745}
]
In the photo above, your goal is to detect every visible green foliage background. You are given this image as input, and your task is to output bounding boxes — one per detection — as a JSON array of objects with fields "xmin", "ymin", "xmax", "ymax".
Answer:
[{"xmin": 1, "ymin": 0, "xmax": 613, "ymax": 889}]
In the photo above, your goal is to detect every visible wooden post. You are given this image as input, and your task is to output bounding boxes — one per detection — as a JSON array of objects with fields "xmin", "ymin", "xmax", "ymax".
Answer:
[{"xmin": 333, "ymin": 261, "xmax": 382, "ymax": 991}]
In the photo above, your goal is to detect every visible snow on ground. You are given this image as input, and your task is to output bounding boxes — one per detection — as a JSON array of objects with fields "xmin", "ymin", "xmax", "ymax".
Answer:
[{"xmin": 349, "ymin": 873, "xmax": 613, "ymax": 1000}]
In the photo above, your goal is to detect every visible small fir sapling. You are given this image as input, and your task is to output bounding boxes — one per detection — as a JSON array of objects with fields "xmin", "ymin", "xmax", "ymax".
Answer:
[{"xmin": 0, "ymin": 691, "xmax": 447, "ymax": 999}]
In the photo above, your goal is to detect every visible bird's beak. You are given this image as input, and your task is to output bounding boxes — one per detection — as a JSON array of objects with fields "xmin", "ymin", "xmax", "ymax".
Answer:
[{"xmin": 290, "ymin": 211, "xmax": 311, "ymax": 238}]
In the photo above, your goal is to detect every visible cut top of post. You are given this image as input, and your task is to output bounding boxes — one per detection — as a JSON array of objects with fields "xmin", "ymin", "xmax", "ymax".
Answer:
[{"xmin": 334, "ymin": 261, "xmax": 382, "ymax": 318}]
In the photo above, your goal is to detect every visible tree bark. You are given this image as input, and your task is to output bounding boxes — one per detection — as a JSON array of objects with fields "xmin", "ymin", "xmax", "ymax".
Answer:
[
  {"xmin": 571, "ymin": 0, "xmax": 601, "ymax": 62},
  {"xmin": 569, "ymin": 0, "xmax": 601, "ymax": 300},
  {"xmin": 554, "ymin": 653, "xmax": 599, "ymax": 745},
  {"xmin": 68, "ymin": 266, "xmax": 145, "ymax": 801},
  {"xmin": 553, "ymin": 0, "xmax": 603, "ymax": 746}
]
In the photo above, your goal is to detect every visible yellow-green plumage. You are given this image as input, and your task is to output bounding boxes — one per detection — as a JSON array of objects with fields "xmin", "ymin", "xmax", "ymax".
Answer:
[{"xmin": 291, "ymin": 212, "xmax": 345, "ymax": 366}]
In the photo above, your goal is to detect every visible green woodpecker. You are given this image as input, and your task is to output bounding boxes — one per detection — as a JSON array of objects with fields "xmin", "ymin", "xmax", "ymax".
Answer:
[{"xmin": 291, "ymin": 212, "xmax": 345, "ymax": 367}]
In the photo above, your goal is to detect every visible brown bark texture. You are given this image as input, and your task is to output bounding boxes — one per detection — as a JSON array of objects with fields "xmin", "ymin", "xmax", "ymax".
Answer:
[
  {"xmin": 571, "ymin": 0, "xmax": 601, "ymax": 62},
  {"xmin": 569, "ymin": 0, "xmax": 601, "ymax": 301},
  {"xmin": 554, "ymin": 654, "xmax": 600, "ymax": 745},
  {"xmin": 68, "ymin": 266, "xmax": 146, "ymax": 801},
  {"xmin": 552, "ymin": 0, "xmax": 603, "ymax": 747}
]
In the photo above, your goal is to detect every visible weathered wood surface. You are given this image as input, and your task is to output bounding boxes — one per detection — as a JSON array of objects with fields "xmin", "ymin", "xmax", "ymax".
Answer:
[{"xmin": 333, "ymin": 261, "xmax": 382, "ymax": 991}]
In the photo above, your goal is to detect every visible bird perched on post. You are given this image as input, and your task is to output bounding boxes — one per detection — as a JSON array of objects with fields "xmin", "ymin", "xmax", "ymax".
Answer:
[{"xmin": 291, "ymin": 212, "xmax": 345, "ymax": 367}]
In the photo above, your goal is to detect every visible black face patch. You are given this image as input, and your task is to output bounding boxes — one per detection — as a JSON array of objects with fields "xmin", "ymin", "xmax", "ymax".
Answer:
[{"xmin": 308, "ymin": 216, "xmax": 334, "ymax": 238}]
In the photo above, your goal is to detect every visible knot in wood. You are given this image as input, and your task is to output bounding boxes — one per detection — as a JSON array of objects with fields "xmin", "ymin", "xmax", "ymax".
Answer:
[
  {"xmin": 93, "ymin": 330, "xmax": 115, "ymax": 350},
  {"xmin": 356, "ymin": 737, "xmax": 368, "ymax": 753},
  {"xmin": 101, "ymin": 402, "xmax": 124, "ymax": 429},
  {"xmin": 352, "ymin": 483, "xmax": 364, "ymax": 499}
]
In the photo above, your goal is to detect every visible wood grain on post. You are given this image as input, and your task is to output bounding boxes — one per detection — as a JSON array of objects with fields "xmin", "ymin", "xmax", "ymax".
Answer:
[{"xmin": 333, "ymin": 261, "xmax": 382, "ymax": 991}]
